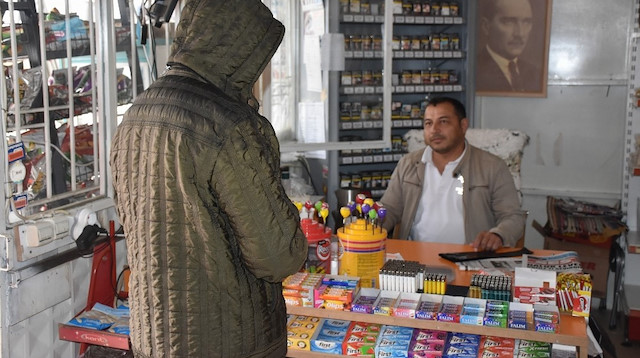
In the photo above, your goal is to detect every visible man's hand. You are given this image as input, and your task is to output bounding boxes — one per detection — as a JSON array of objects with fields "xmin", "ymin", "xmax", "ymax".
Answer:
[{"xmin": 472, "ymin": 231, "xmax": 503, "ymax": 251}]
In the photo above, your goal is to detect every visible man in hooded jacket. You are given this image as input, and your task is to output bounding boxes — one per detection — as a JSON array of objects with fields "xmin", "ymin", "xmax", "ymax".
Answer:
[{"xmin": 109, "ymin": 1, "xmax": 308, "ymax": 357}]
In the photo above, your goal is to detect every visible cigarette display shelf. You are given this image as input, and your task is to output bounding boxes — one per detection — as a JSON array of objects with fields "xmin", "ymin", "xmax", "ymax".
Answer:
[
  {"xmin": 340, "ymin": 119, "xmax": 423, "ymax": 130},
  {"xmin": 345, "ymin": 49, "xmax": 464, "ymax": 59},
  {"xmin": 331, "ymin": 0, "xmax": 472, "ymax": 199},
  {"xmin": 341, "ymin": 13, "xmax": 464, "ymax": 26},
  {"xmin": 340, "ymin": 152, "xmax": 405, "ymax": 166},
  {"xmin": 339, "ymin": 84, "xmax": 463, "ymax": 95},
  {"xmin": 285, "ymin": 305, "xmax": 588, "ymax": 358}
]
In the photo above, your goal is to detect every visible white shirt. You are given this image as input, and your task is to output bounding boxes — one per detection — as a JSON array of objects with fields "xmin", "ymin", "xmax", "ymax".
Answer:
[
  {"xmin": 486, "ymin": 45, "xmax": 519, "ymax": 87},
  {"xmin": 409, "ymin": 145, "xmax": 466, "ymax": 243}
]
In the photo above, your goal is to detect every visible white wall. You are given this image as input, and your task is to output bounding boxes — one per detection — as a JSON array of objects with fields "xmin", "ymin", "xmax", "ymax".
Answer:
[
  {"xmin": 473, "ymin": 0, "xmax": 632, "ymax": 250},
  {"xmin": 473, "ymin": 0, "xmax": 635, "ymax": 306}
]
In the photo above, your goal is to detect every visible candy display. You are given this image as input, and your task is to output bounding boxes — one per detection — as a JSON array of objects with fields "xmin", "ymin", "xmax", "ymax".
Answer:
[
  {"xmin": 294, "ymin": 200, "xmax": 335, "ymax": 274},
  {"xmin": 287, "ymin": 315, "xmax": 321, "ymax": 351},
  {"xmin": 286, "ymin": 312, "xmax": 561, "ymax": 357},
  {"xmin": 556, "ymin": 272, "xmax": 592, "ymax": 317},
  {"xmin": 337, "ymin": 195, "xmax": 388, "ymax": 288}
]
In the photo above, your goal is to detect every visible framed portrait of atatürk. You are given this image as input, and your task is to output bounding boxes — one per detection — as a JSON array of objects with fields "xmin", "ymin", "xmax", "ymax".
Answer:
[{"xmin": 475, "ymin": 0, "xmax": 553, "ymax": 97}]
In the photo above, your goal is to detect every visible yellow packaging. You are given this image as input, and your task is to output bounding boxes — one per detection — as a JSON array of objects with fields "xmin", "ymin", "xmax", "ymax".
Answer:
[
  {"xmin": 287, "ymin": 316, "xmax": 322, "ymax": 351},
  {"xmin": 337, "ymin": 219, "xmax": 386, "ymax": 288}
]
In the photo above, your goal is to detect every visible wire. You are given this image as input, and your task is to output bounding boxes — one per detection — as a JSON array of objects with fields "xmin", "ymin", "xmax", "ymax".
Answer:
[
  {"xmin": 296, "ymin": 154, "xmax": 319, "ymax": 195},
  {"xmin": 24, "ymin": 139, "xmax": 93, "ymax": 166}
]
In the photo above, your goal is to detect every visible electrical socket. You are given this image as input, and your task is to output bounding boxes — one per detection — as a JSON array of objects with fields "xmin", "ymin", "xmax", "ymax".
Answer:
[
  {"xmin": 72, "ymin": 208, "xmax": 98, "ymax": 241},
  {"xmin": 19, "ymin": 216, "xmax": 74, "ymax": 248}
]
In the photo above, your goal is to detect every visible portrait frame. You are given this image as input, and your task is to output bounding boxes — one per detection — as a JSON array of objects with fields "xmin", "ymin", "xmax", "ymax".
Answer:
[{"xmin": 475, "ymin": 0, "xmax": 553, "ymax": 98}]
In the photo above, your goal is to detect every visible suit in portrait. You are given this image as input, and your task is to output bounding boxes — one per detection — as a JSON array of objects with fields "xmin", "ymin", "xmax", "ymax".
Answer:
[{"xmin": 476, "ymin": 46, "xmax": 542, "ymax": 93}]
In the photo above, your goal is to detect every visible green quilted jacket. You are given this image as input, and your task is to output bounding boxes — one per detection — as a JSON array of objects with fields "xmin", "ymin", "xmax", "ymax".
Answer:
[{"xmin": 110, "ymin": 1, "xmax": 307, "ymax": 356}]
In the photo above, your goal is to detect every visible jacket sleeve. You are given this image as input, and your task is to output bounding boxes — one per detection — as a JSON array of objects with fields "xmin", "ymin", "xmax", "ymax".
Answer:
[
  {"xmin": 213, "ymin": 119, "xmax": 308, "ymax": 283},
  {"xmin": 488, "ymin": 161, "xmax": 526, "ymax": 247},
  {"xmin": 379, "ymin": 156, "xmax": 409, "ymax": 236}
]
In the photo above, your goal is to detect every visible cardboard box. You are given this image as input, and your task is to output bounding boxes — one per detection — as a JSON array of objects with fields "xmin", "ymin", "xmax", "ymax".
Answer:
[{"xmin": 535, "ymin": 220, "xmax": 610, "ymax": 298}]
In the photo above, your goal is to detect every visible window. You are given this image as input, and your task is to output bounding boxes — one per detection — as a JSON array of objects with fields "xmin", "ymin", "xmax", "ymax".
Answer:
[{"xmin": 1, "ymin": 0, "xmax": 142, "ymax": 221}]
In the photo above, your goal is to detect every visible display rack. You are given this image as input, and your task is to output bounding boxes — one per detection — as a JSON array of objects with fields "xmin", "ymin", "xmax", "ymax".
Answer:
[
  {"xmin": 285, "ymin": 240, "xmax": 589, "ymax": 358},
  {"xmin": 333, "ymin": 0, "xmax": 471, "ymax": 200},
  {"xmin": 285, "ymin": 305, "xmax": 588, "ymax": 358}
]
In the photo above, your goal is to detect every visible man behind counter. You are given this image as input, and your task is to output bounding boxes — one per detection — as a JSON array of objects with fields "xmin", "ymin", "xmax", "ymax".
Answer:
[{"xmin": 380, "ymin": 97, "xmax": 524, "ymax": 251}]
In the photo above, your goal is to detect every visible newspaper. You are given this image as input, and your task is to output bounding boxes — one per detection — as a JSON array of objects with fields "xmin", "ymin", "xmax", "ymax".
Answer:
[
  {"xmin": 523, "ymin": 251, "xmax": 583, "ymax": 273},
  {"xmin": 456, "ymin": 251, "xmax": 583, "ymax": 275}
]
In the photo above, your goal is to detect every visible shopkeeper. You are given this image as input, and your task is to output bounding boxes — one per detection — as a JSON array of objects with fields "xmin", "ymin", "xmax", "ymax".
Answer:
[{"xmin": 380, "ymin": 97, "xmax": 525, "ymax": 250}]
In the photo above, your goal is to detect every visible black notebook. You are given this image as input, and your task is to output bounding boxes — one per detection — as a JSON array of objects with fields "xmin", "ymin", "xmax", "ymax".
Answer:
[{"xmin": 438, "ymin": 247, "xmax": 533, "ymax": 263}]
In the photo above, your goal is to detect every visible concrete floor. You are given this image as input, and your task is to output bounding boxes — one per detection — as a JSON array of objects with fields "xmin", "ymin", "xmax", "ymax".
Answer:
[{"xmin": 590, "ymin": 308, "xmax": 640, "ymax": 358}]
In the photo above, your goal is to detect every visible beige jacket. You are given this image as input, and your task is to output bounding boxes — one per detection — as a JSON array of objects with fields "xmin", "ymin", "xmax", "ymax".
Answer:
[{"xmin": 380, "ymin": 144, "xmax": 525, "ymax": 246}]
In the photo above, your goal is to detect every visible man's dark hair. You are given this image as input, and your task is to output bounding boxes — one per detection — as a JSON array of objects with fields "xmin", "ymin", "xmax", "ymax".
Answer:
[{"xmin": 426, "ymin": 97, "xmax": 466, "ymax": 120}]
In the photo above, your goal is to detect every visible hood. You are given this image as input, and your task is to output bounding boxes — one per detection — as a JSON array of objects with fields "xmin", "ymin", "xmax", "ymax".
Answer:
[{"xmin": 168, "ymin": 0, "xmax": 284, "ymax": 108}]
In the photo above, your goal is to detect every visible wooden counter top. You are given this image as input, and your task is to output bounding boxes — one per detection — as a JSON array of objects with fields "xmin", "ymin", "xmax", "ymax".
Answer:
[{"xmin": 385, "ymin": 239, "xmax": 556, "ymax": 286}]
